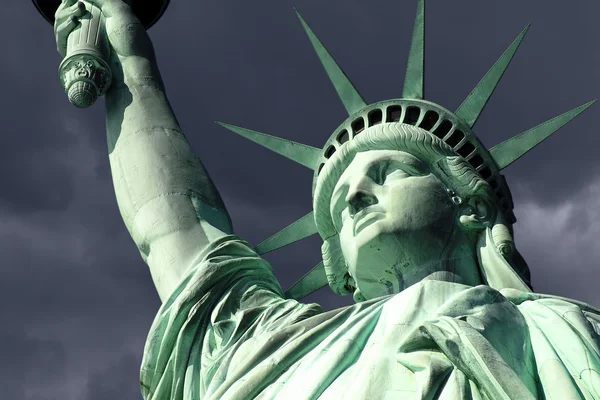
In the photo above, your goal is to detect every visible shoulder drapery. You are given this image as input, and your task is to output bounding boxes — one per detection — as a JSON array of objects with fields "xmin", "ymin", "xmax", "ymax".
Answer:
[
  {"xmin": 139, "ymin": 234, "xmax": 323, "ymax": 399},
  {"xmin": 140, "ymin": 235, "xmax": 600, "ymax": 400}
]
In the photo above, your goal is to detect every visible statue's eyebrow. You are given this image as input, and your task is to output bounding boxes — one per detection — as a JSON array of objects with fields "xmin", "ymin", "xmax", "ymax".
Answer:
[
  {"xmin": 383, "ymin": 159, "xmax": 428, "ymax": 176},
  {"xmin": 382, "ymin": 153, "xmax": 428, "ymax": 174}
]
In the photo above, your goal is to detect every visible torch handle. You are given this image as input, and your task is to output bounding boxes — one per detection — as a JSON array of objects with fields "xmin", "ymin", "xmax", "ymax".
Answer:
[{"xmin": 58, "ymin": 1, "xmax": 112, "ymax": 108}]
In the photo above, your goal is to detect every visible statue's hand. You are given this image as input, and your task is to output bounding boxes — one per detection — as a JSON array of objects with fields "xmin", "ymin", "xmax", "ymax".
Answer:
[{"xmin": 54, "ymin": 0, "xmax": 155, "ymax": 63}]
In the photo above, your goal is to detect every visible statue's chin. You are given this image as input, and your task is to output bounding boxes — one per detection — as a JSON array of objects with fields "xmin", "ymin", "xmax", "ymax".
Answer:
[
  {"xmin": 352, "ymin": 238, "xmax": 477, "ymax": 300},
  {"xmin": 349, "ymin": 220, "xmax": 471, "ymax": 299},
  {"xmin": 352, "ymin": 219, "xmax": 395, "ymax": 257}
]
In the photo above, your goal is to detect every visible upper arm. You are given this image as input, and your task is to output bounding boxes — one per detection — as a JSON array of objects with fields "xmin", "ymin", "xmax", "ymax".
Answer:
[
  {"xmin": 133, "ymin": 191, "xmax": 232, "ymax": 302},
  {"xmin": 108, "ymin": 120, "xmax": 233, "ymax": 302}
]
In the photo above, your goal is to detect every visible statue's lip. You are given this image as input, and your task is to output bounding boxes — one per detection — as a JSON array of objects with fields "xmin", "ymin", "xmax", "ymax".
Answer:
[{"xmin": 353, "ymin": 208, "xmax": 383, "ymax": 236}]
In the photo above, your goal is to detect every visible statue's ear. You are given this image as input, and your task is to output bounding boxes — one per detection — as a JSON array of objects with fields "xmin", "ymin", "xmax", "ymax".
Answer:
[{"xmin": 458, "ymin": 195, "xmax": 496, "ymax": 231}]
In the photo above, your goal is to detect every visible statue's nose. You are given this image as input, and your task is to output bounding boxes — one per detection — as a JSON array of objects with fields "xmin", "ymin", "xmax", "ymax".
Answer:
[{"xmin": 347, "ymin": 191, "xmax": 378, "ymax": 218}]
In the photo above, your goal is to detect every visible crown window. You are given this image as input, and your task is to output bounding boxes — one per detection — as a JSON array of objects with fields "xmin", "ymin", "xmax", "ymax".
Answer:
[
  {"xmin": 368, "ymin": 109, "xmax": 383, "ymax": 126},
  {"xmin": 404, "ymin": 106, "xmax": 421, "ymax": 125},
  {"xmin": 386, "ymin": 105, "xmax": 402, "ymax": 122},
  {"xmin": 433, "ymin": 120, "xmax": 452, "ymax": 138},
  {"xmin": 352, "ymin": 118, "xmax": 365, "ymax": 135},
  {"xmin": 468, "ymin": 154, "xmax": 484, "ymax": 169},
  {"xmin": 480, "ymin": 167, "xmax": 492, "ymax": 180},
  {"xmin": 419, "ymin": 110, "xmax": 439, "ymax": 131},
  {"xmin": 325, "ymin": 145, "xmax": 336, "ymax": 158},
  {"xmin": 337, "ymin": 130, "xmax": 349, "ymax": 144},
  {"xmin": 457, "ymin": 142, "xmax": 475, "ymax": 158},
  {"xmin": 446, "ymin": 129, "xmax": 465, "ymax": 148}
]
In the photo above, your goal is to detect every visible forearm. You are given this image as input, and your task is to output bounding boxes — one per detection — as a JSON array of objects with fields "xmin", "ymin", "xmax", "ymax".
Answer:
[
  {"xmin": 106, "ymin": 56, "xmax": 178, "ymax": 141},
  {"xmin": 106, "ymin": 57, "xmax": 232, "ymax": 261}
]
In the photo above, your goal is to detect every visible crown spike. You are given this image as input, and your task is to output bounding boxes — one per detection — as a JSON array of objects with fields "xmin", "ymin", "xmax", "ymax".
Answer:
[
  {"xmin": 455, "ymin": 25, "xmax": 530, "ymax": 128},
  {"xmin": 295, "ymin": 9, "xmax": 367, "ymax": 115},
  {"xmin": 402, "ymin": 0, "xmax": 425, "ymax": 99},
  {"xmin": 217, "ymin": 122, "xmax": 321, "ymax": 169},
  {"xmin": 255, "ymin": 211, "xmax": 318, "ymax": 255},
  {"xmin": 284, "ymin": 261, "xmax": 328, "ymax": 300},
  {"xmin": 490, "ymin": 100, "xmax": 596, "ymax": 170}
]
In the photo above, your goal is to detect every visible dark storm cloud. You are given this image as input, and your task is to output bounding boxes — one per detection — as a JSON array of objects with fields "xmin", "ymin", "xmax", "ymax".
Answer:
[
  {"xmin": 0, "ymin": 329, "xmax": 67, "ymax": 399},
  {"xmin": 84, "ymin": 352, "xmax": 142, "ymax": 400},
  {"xmin": 1, "ymin": 0, "xmax": 599, "ymax": 398},
  {"xmin": 0, "ymin": 143, "xmax": 76, "ymax": 213}
]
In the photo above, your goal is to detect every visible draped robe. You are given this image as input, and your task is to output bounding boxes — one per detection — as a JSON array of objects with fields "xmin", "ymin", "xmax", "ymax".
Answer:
[{"xmin": 140, "ymin": 235, "xmax": 600, "ymax": 400}]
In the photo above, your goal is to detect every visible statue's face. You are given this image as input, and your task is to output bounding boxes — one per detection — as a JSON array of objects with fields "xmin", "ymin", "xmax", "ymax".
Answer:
[{"xmin": 331, "ymin": 150, "xmax": 471, "ymax": 299}]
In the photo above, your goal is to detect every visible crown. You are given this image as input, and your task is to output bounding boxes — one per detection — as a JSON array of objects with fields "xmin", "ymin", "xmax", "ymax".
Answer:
[{"xmin": 218, "ymin": 0, "xmax": 595, "ymax": 300}]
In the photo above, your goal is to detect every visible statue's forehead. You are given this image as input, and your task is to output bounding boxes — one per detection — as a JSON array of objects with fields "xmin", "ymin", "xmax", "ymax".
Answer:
[{"xmin": 341, "ymin": 149, "xmax": 425, "ymax": 175}]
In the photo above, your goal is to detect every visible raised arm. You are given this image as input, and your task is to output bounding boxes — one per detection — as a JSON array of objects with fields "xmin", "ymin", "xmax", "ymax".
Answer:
[{"xmin": 55, "ymin": 0, "xmax": 233, "ymax": 301}]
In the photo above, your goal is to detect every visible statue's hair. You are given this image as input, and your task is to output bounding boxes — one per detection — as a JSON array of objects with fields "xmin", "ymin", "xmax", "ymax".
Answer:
[{"xmin": 314, "ymin": 122, "xmax": 531, "ymax": 297}]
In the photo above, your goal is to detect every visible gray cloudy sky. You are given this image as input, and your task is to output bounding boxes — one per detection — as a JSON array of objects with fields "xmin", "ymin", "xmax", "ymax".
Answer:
[{"xmin": 2, "ymin": 0, "xmax": 599, "ymax": 398}]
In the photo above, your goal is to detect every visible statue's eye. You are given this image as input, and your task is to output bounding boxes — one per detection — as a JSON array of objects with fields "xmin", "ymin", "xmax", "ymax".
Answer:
[
  {"xmin": 373, "ymin": 161, "xmax": 411, "ymax": 185},
  {"xmin": 386, "ymin": 166, "xmax": 411, "ymax": 180},
  {"xmin": 374, "ymin": 161, "xmax": 390, "ymax": 185}
]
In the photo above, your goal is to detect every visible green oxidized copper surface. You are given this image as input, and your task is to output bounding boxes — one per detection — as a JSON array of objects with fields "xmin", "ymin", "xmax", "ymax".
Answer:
[
  {"xmin": 33, "ymin": 0, "xmax": 170, "ymax": 29},
  {"xmin": 45, "ymin": 0, "xmax": 600, "ymax": 398},
  {"xmin": 402, "ymin": 0, "xmax": 425, "ymax": 99}
]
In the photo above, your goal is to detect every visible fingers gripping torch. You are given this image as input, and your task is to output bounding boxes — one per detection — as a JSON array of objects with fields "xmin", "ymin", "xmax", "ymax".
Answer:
[{"xmin": 32, "ymin": 0, "xmax": 170, "ymax": 108}]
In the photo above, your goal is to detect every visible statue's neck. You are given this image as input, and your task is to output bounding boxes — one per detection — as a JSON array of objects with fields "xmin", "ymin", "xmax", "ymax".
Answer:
[
  {"xmin": 397, "ymin": 229, "xmax": 484, "ymax": 291},
  {"xmin": 419, "ymin": 257, "xmax": 483, "ymax": 288}
]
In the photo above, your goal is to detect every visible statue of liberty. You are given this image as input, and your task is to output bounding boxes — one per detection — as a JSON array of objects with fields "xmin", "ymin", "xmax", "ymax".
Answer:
[{"xmin": 50, "ymin": 0, "xmax": 600, "ymax": 398}]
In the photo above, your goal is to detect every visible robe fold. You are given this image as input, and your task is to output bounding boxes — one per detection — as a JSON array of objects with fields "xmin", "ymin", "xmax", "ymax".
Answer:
[{"xmin": 140, "ymin": 235, "xmax": 600, "ymax": 400}]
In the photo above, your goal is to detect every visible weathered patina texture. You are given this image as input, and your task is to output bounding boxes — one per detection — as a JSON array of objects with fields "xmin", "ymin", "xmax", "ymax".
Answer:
[{"xmin": 47, "ymin": 0, "xmax": 600, "ymax": 398}]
